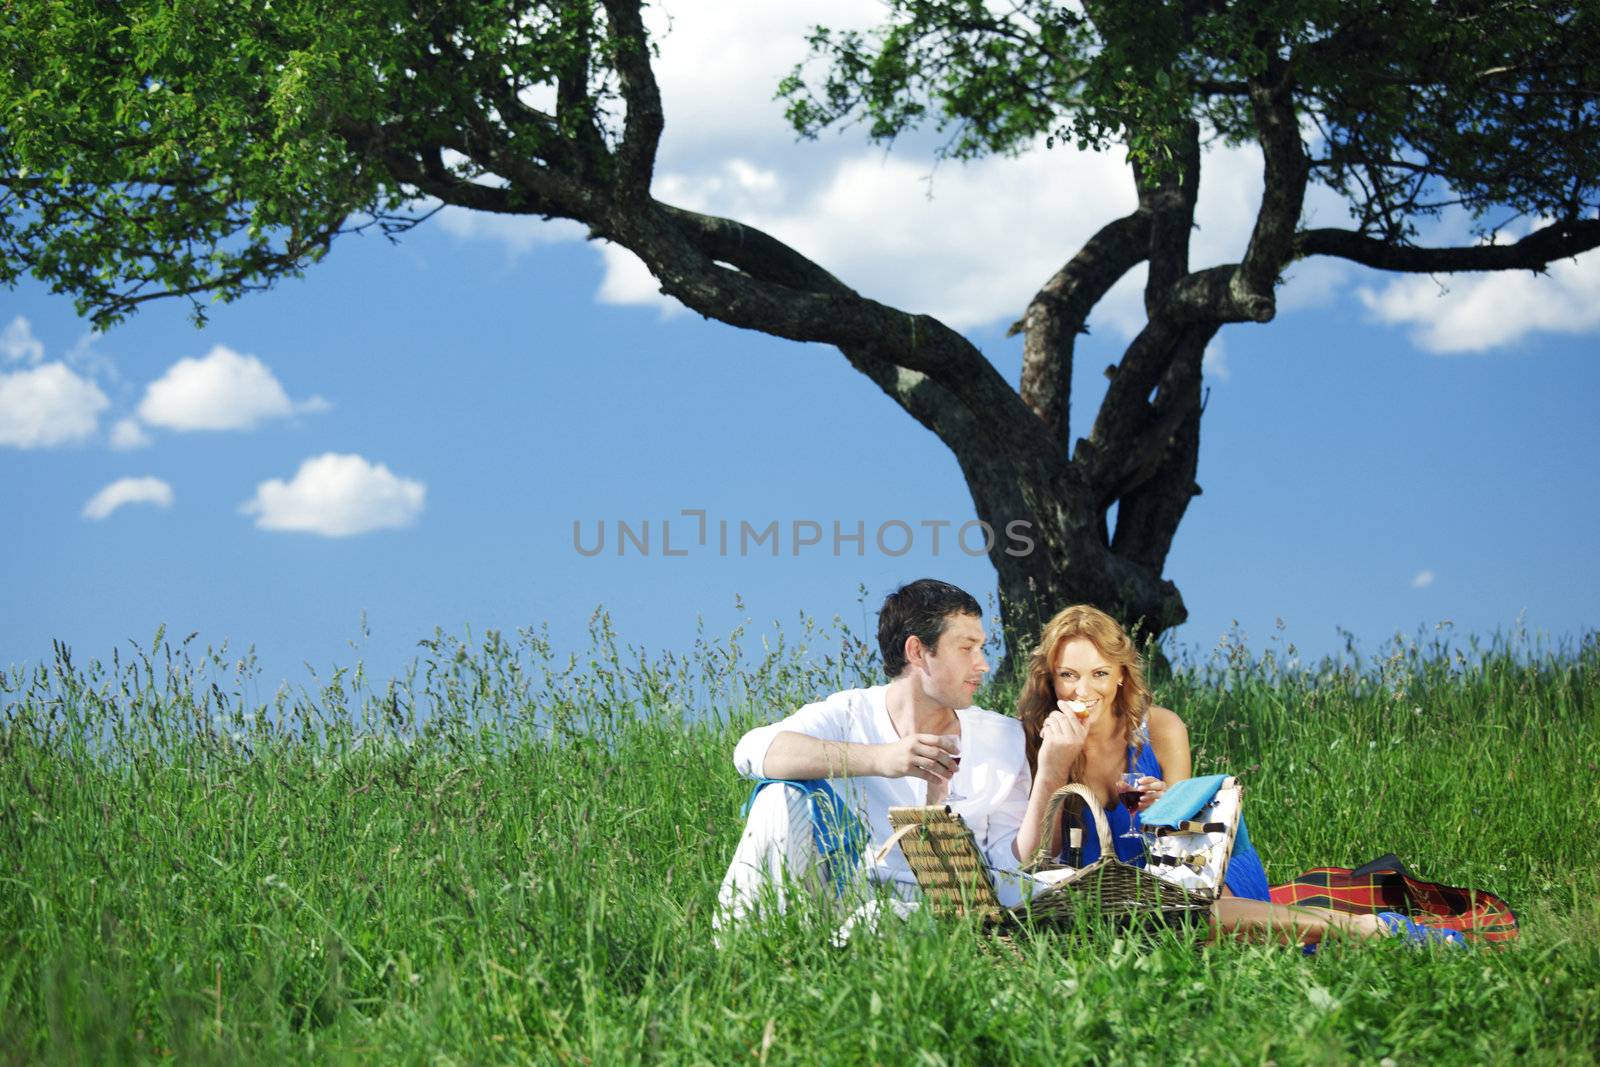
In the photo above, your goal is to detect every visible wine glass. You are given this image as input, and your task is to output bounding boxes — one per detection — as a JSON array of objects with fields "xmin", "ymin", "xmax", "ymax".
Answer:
[
  {"xmin": 944, "ymin": 738, "xmax": 966, "ymax": 805},
  {"xmin": 1116, "ymin": 772, "xmax": 1144, "ymax": 840}
]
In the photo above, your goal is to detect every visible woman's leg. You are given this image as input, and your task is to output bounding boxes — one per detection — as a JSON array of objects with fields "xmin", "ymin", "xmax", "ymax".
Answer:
[{"xmin": 1209, "ymin": 895, "xmax": 1382, "ymax": 945}]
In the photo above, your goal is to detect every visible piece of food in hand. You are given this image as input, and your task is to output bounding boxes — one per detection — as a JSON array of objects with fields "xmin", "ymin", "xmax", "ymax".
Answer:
[{"xmin": 1058, "ymin": 698, "xmax": 1091, "ymax": 720}]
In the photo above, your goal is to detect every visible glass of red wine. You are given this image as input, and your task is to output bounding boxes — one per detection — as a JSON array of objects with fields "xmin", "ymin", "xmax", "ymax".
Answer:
[
  {"xmin": 945, "ymin": 737, "xmax": 965, "ymax": 804},
  {"xmin": 1117, "ymin": 772, "xmax": 1145, "ymax": 840}
]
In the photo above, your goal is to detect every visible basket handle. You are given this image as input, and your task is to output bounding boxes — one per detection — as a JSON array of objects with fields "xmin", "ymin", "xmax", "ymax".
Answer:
[
  {"xmin": 872, "ymin": 821, "xmax": 924, "ymax": 868},
  {"xmin": 1023, "ymin": 782, "xmax": 1110, "ymax": 871}
]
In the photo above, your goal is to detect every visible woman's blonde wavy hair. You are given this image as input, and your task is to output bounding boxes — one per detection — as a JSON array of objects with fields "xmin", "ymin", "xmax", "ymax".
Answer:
[{"xmin": 1016, "ymin": 604, "xmax": 1152, "ymax": 780}]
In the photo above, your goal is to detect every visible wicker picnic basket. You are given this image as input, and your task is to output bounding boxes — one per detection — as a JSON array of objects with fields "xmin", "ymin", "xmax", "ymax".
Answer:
[{"xmin": 886, "ymin": 781, "xmax": 1239, "ymax": 932}]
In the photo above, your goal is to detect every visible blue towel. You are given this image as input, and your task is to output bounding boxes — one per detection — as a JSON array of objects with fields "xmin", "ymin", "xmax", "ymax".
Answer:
[
  {"xmin": 1141, "ymin": 773, "xmax": 1228, "ymax": 828},
  {"xmin": 742, "ymin": 778, "xmax": 867, "ymax": 896}
]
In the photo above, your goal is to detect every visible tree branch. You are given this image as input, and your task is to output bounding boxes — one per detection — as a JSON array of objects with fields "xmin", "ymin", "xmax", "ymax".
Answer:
[
  {"xmin": 642, "ymin": 203, "xmax": 1055, "ymax": 462},
  {"xmin": 1232, "ymin": 74, "xmax": 1310, "ymax": 321},
  {"xmin": 1296, "ymin": 218, "xmax": 1600, "ymax": 272},
  {"xmin": 1076, "ymin": 125, "xmax": 1206, "ymax": 456},
  {"xmin": 1074, "ymin": 317, "xmax": 1182, "ymax": 490},
  {"xmin": 1139, "ymin": 121, "xmax": 1202, "ymax": 316},
  {"xmin": 1108, "ymin": 327, "xmax": 1209, "ymax": 572},
  {"xmin": 1156, "ymin": 75, "xmax": 1310, "ymax": 328},
  {"xmin": 657, "ymin": 204, "xmax": 854, "ymax": 294},
  {"xmin": 1163, "ymin": 264, "xmax": 1274, "ymax": 323},
  {"xmin": 1100, "ymin": 329, "xmax": 1208, "ymax": 508},
  {"xmin": 553, "ymin": 11, "xmax": 610, "ymax": 176},
  {"xmin": 1012, "ymin": 207, "xmax": 1151, "ymax": 450},
  {"xmin": 599, "ymin": 0, "xmax": 662, "ymax": 195},
  {"xmin": 364, "ymin": 125, "xmax": 596, "ymax": 223}
]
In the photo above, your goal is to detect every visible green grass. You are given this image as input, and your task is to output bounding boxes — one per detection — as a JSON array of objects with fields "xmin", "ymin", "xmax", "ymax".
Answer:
[{"xmin": 3, "ymin": 615, "xmax": 1598, "ymax": 1064}]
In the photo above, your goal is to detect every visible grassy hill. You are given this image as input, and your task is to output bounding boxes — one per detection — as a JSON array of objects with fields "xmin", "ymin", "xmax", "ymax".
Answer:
[{"xmin": 3, "ymin": 616, "xmax": 1597, "ymax": 1064}]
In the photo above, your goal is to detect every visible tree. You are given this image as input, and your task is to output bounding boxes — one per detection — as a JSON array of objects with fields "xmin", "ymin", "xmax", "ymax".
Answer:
[{"xmin": 4, "ymin": 0, "xmax": 1598, "ymax": 657}]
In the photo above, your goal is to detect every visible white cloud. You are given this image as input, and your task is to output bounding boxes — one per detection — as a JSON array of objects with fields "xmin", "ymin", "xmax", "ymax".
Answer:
[
  {"xmin": 1411, "ymin": 570, "xmax": 1435, "ymax": 589},
  {"xmin": 241, "ymin": 453, "xmax": 426, "ymax": 537},
  {"xmin": 595, "ymin": 243, "xmax": 686, "ymax": 317},
  {"xmin": 0, "ymin": 362, "xmax": 110, "ymax": 448},
  {"xmin": 109, "ymin": 417, "xmax": 153, "ymax": 450},
  {"xmin": 61, "ymin": 329, "xmax": 121, "ymax": 385},
  {"xmin": 2, "ymin": 316, "xmax": 45, "ymax": 365},
  {"xmin": 609, "ymin": 147, "xmax": 1142, "ymax": 330},
  {"xmin": 645, "ymin": 0, "xmax": 881, "ymax": 158},
  {"xmin": 138, "ymin": 345, "xmax": 328, "ymax": 431},
  {"xmin": 82, "ymin": 476, "xmax": 174, "ymax": 520},
  {"xmin": 724, "ymin": 159, "xmax": 781, "ymax": 195},
  {"xmin": 1357, "ymin": 248, "xmax": 1600, "ymax": 353}
]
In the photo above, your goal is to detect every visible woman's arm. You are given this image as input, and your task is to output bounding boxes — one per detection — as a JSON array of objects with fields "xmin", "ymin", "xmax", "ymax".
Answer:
[
  {"xmin": 1135, "ymin": 705, "xmax": 1191, "ymax": 812},
  {"xmin": 1012, "ymin": 709, "xmax": 1087, "ymax": 863}
]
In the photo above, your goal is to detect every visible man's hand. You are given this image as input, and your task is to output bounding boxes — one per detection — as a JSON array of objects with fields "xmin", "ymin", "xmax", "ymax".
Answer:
[{"xmin": 875, "ymin": 732, "xmax": 960, "ymax": 783}]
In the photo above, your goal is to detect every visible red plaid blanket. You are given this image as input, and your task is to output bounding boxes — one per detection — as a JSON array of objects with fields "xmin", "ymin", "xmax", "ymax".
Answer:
[{"xmin": 1269, "ymin": 853, "xmax": 1518, "ymax": 944}]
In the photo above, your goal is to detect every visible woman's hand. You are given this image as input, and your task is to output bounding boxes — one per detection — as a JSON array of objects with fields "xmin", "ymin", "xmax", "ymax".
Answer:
[
  {"xmin": 1134, "ymin": 776, "xmax": 1167, "ymax": 812},
  {"xmin": 1037, "ymin": 704, "xmax": 1089, "ymax": 780}
]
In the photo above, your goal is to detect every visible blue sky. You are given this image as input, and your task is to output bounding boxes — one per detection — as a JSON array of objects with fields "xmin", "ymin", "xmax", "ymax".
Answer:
[{"xmin": 4, "ymin": 3, "xmax": 1598, "ymax": 692}]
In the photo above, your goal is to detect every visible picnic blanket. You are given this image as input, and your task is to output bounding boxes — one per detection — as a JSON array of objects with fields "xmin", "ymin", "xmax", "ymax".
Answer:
[{"xmin": 1269, "ymin": 853, "xmax": 1518, "ymax": 944}]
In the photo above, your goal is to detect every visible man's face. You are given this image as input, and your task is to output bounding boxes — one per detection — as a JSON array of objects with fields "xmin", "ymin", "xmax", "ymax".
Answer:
[{"xmin": 917, "ymin": 612, "xmax": 988, "ymax": 709}]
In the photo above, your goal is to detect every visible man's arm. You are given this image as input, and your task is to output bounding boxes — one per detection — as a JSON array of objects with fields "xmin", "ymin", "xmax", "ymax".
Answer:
[
  {"xmin": 761, "ymin": 729, "xmax": 957, "ymax": 783},
  {"xmin": 731, "ymin": 690, "xmax": 957, "ymax": 783}
]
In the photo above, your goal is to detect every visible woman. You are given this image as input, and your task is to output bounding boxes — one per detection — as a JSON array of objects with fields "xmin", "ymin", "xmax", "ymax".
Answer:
[
  {"xmin": 1013, "ymin": 605, "xmax": 1447, "ymax": 947},
  {"xmin": 1013, "ymin": 604, "xmax": 1270, "ymax": 896}
]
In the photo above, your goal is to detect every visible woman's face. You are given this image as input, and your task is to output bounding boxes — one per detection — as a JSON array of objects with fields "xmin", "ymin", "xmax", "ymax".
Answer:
[{"xmin": 1051, "ymin": 636, "xmax": 1122, "ymax": 715}]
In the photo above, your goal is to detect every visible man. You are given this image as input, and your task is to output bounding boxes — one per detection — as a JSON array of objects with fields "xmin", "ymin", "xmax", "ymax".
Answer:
[{"xmin": 715, "ymin": 579, "xmax": 1032, "ymax": 931}]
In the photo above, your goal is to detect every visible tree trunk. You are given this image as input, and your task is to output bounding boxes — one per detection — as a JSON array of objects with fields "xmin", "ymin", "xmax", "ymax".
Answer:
[
  {"xmin": 839, "ymin": 331, "xmax": 1198, "ymax": 682},
  {"xmin": 955, "ymin": 389, "xmax": 1194, "ymax": 683}
]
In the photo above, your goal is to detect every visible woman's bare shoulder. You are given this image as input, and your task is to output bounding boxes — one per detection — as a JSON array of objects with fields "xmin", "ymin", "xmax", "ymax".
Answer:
[{"xmin": 1146, "ymin": 704, "xmax": 1188, "ymax": 738}]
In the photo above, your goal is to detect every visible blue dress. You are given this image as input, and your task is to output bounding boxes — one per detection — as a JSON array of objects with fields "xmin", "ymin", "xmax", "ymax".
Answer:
[{"xmin": 1058, "ymin": 740, "xmax": 1271, "ymax": 901}]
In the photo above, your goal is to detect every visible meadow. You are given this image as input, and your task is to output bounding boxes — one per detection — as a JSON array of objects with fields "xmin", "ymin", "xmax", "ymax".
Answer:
[{"xmin": 3, "ymin": 612, "xmax": 1598, "ymax": 1065}]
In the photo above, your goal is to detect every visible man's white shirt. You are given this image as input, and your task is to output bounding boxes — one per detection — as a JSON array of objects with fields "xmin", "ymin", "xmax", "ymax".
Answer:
[{"xmin": 732, "ymin": 685, "xmax": 1033, "ymax": 901}]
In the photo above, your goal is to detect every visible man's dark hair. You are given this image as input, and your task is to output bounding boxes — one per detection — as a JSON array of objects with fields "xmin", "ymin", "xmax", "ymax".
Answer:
[{"xmin": 877, "ymin": 579, "xmax": 983, "ymax": 679}]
